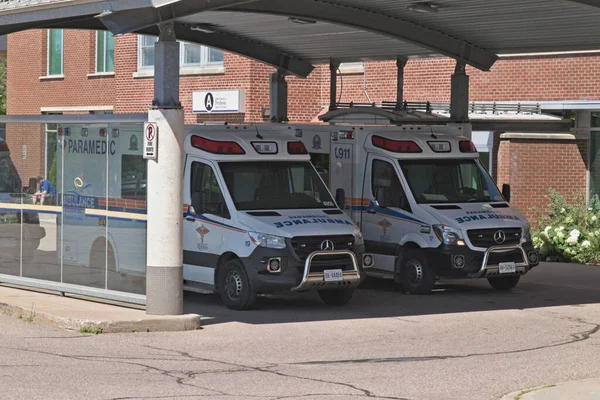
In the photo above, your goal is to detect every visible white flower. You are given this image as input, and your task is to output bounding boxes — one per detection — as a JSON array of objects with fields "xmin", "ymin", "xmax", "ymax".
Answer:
[
  {"xmin": 559, "ymin": 226, "xmax": 565, "ymax": 230},
  {"xmin": 582, "ymin": 240, "xmax": 591, "ymax": 248},
  {"xmin": 544, "ymin": 226, "xmax": 552, "ymax": 233},
  {"xmin": 561, "ymin": 208, "xmax": 566, "ymax": 214},
  {"xmin": 592, "ymin": 216, "xmax": 598, "ymax": 222},
  {"xmin": 589, "ymin": 207, "xmax": 593, "ymax": 211},
  {"xmin": 570, "ymin": 229, "xmax": 581, "ymax": 238},
  {"xmin": 566, "ymin": 235, "xmax": 578, "ymax": 244},
  {"xmin": 596, "ymin": 231, "xmax": 600, "ymax": 237}
]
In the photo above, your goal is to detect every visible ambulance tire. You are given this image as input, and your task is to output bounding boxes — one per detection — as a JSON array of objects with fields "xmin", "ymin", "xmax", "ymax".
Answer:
[
  {"xmin": 218, "ymin": 259, "xmax": 257, "ymax": 310},
  {"xmin": 318, "ymin": 288, "xmax": 355, "ymax": 306},
  {"xmin": 488, "ymin": 276, "xmax": 520, "ymax": 291},
  {"xmin": 401, "ymin": 250, "xmax": 436, "ymax": 295}
]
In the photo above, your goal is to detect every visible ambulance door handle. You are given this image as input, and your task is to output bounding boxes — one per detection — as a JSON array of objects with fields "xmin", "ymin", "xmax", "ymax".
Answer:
[
  {"xmin": 185, "ymin": 217, "xmax": 195, "ymax": 222},
  {"xmin": 367, "ymin": 209, "xmax": 376, "ymax": 214}
]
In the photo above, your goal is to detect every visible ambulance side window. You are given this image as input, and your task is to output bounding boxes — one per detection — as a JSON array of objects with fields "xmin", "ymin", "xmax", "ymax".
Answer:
[
  {"xmin": 190, "ymin": 162, "xmax": 230, "ymax": 219},
  {"xmin": 372, "ymin": 159, "xmax": 410, "ymax": 212}
]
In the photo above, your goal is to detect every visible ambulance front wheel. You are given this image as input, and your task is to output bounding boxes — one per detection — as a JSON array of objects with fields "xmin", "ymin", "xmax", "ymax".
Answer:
[
  {"xmin": 217, "ymin": 259, "xmax": 257, "ymax": 310},
  {"xmin": 488, "ymin": 276, "xmax": 520, "ymax": 291},
  {"xmin": 318, "ymin": 288, "xmax": 355, "ymax": 306},
  {"xmin": 401, "ymin": 250, "xmax": 436, "ymax": 295}
]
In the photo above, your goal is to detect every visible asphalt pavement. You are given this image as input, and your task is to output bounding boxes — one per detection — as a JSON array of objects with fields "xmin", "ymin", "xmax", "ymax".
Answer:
[{"xmin": 1, "ymin": 262, "xmax": 600, "ymax": 400}]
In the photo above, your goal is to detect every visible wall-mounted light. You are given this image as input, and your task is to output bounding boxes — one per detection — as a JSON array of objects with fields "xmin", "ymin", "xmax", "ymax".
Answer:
[
  {"xmin": 407, "ymin": 2, "xmax": 439, "ymax": 13},
  {"xmin": 288, "ymin": 17, "xmax": 317, "ymax": 25}
]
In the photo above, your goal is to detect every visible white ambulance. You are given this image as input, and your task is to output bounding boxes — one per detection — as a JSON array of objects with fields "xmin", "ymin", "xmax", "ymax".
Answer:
[
  {"xmin": 57, "ymin": 123, "xmax": 366, "ymax": 309},
  {"xmin": 299, "ymin": 124, "xmax": 539, "ymax": 294}
]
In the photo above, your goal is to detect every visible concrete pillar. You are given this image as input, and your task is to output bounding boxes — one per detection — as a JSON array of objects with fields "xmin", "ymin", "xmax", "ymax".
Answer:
[
  {"xmin": 329, "ymin": 60, "xmax": 340, "ymax": 112},
  {"xmin": 450, "ymin": 61, "xmax": 469, "ymax": 122},
  {"xmin": 450, "ymin": 61, "xmax": 472, "ymax": 139},
  {"xmin": 269, "ymin": 70, "xmax": 288, "ymax": 123},
  {"xmin": 395, "ymin": 57, "xmax": 407, "ymax": 110},
  {"xmin": 146, "ymin": 23, "xmax": 184, "ymax": 316}
]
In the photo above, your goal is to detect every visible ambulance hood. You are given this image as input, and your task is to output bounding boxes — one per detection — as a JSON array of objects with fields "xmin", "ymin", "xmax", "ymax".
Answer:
[
  {"xmin": 237, "ymin": 210, "xmax": 357, "ymax": 238},
  {"xmin": 421, "ymin": 203, "xmax": 528, "ymax": 230}
]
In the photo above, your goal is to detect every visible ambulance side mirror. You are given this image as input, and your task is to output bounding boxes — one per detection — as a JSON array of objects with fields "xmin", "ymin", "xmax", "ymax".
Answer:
[
  {"xmin": 335, "ymin": 188, "xmax": 345, "ymax": 210},
  {"xmin": 191, "ymin": 192, "xmax": 204, "ymax": 215},
  {"xmin": 376, "ymin": 187, "xmax": 390, "ymax": 208},
  {"xmin": 502, "ymin": 184, "xmax": 511, "ymax": 203}
]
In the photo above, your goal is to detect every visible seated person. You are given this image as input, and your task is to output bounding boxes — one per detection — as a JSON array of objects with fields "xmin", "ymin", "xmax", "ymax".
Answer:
[{"xmin": 32, "ymin": 176, "xmax": 55, "ymax": 205}]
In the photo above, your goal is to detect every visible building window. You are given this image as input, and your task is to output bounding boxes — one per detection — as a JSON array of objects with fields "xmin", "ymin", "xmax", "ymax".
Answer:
[
  {"xmin": 138, "ymin": 35, "xmax": 157, "ymax": 70},
  {"xmin": 137, "ymin": 35, "xmax": 224, "ymax": 71},
  {"xmin": 96, "ymin": 31, "xmax": 115, "ymax": 73},
  {"xmin": 47, "ymin": 29, "xmax": 63, "ymax": 76}
]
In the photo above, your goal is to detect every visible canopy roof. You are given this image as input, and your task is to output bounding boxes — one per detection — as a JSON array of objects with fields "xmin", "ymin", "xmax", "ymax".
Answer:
[{"xmin": 0, "ymin": 0, "xmax": 599, "ymax": 77}]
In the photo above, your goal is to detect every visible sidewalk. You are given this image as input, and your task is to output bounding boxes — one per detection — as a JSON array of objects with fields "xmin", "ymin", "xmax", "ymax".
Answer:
[
  {"xmin": 0, "ymin": 285, "xmax": 201, "ymax": 333},
  {"xmin": 501, "ymin": 378, "xmax": 600, "ymax": 400}
]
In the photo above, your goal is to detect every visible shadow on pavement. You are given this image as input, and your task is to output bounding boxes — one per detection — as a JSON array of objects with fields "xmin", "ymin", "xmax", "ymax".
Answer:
[{"xmin": 184, "ymin": 262, "xmax": 600, "ymax": 326}]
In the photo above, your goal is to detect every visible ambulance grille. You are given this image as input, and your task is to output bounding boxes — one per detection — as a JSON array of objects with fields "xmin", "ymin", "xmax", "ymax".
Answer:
[
  {"xmin": 467, "ymin": 228, "xmax": 522, "ymax": 248},
  {"xmin": 290, "ymin": 235, "xmax": 354, "ymax": 261}
]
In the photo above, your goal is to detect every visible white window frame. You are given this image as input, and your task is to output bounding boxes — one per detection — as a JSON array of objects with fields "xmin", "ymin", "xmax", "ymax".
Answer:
[
  {"xmin": 137, "ymin": 36, "xmax": 223, "ymax": 72},
  {"xmin": 95, "ymin": 31, "xmax": 114, "ymax": 73},
  {"xmin": 137, "ymin": 35, "xmax": 157, "ymax": 71},
  {"xmin": 47, "ymin": 29, "xmax": 64, "ymax": 77}
]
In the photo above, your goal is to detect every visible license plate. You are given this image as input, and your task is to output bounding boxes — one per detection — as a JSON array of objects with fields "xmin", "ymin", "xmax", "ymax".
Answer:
[
  {"xmin": 0, "ymin": 238, "xmax": 16, "ymax": 248},
  {"xmin": 324, "ymin": 269, "xmax": 343, "ymax": 282},
  {"xmin": 499, "ymin": 262, "xmax": 516, "ymax": 274}
]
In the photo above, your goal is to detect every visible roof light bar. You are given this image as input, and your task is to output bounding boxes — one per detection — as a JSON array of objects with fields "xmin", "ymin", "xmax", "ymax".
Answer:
[
  {"xmin": 372, "ymin": 135, "xmax": 422, "ymax": 153},
  {"xmin": 287, "ymin": 141, "xmax": 308, "ymax": 155},
  {"xmin": 252, "ymin": 142, "xmax": 278, "ymax": 154},
  {"xmin": 428, "ymin": 141, "xmax": 451, "ymax": 153},
  {"xmin": 191, "ymin": 136, "xmax": 246, "ymax": 155}
]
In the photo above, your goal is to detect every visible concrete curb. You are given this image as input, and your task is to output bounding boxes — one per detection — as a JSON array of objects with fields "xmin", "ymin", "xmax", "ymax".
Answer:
[{"xmin": 0, "ymin": 292, "xmax": 201, "ymax": 334}]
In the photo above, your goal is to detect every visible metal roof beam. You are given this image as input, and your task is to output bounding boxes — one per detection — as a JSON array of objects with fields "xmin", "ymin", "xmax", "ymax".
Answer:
[
  {"xmin": 99, "ymin": 0, "xmax": 259, "ymax": 36},
  {"xmin": 226, "ymin": 0, "xmax": 498, "ymax": 71},
  {"xmin": 0, "ymin": 0, "xmax": 152, "ymax": 26}
]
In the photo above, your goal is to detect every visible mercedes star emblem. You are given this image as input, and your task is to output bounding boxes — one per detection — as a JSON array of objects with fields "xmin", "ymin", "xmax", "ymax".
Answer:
[
  {"xmin": 321, "ymin": 240, "xmax": 335, "ymax": 251},
  {"xmin": 494, "ymin": 230, "xmax": 506, "ymax": 244}
]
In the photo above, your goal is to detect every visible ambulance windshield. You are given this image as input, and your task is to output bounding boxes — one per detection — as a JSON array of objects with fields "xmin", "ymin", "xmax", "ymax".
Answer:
[
  {"xmin": 219, "ymin": 161, "xmax": 337, "ymax": 210},
  {"xmin": 399, "ymin": 159, "xmax": 503, "ymax": 204}
]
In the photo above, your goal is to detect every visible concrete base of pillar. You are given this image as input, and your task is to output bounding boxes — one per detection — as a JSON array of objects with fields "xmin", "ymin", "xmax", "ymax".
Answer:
[
  {"xmin": 146, "ymin": 265, "xmax": 183, "ymax": 316},
  {"xmin": 146, "ymin": 108, "xmax": 185, "ymax": 316}
]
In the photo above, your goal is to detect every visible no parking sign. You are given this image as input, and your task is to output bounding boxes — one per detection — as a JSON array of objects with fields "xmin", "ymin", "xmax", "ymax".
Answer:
[{"xmin": 143, "ymin": 122, "xmax": 158, "ymax": 160}]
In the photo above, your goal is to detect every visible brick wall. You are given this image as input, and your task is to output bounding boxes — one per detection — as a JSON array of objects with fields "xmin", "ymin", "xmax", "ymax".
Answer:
[{"xmin": 496, "ymin": 137, "xmax": 588, "ymax": 222}]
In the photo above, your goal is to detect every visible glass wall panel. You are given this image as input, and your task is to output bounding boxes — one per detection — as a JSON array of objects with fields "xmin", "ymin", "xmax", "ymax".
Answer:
[
  {"xmin": 22, "ymin": 123, "xmax": 60, "ymax": 282},
  {"xmin": 59, "ymin": 124, "xmax": 108, "ymax": 288},
  {"xmin": 0, "ymin": 122, "xmax": 23, "ymax": 276},
  {"xmin": 106, "ymin": 124, "xmax": 146, "ymax": 294}
]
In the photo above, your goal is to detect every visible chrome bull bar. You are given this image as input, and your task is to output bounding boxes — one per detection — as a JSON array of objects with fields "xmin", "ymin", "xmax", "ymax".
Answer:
[
  {"xmin": 467, "ymin": 245, "xmax": 533, "ymax": 279},
  {"xmin": 291, "ymin": 250, "xmax": 361, "ymax": 291}
]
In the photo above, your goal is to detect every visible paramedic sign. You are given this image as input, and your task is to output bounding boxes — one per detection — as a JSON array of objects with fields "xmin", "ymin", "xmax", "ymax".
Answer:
[
  {"xmin": 143, "ymin": 122, "xmax": 158, "ymax": 160},
  {"xmin": 192, "ymin": 89, "xmax": 246, "ymax": 114}
]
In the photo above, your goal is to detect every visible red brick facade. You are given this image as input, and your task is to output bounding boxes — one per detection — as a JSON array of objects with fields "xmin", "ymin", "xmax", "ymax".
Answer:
[{"xmin": 6, "ymin": 30, "xmax": 600, "ymax": 221}]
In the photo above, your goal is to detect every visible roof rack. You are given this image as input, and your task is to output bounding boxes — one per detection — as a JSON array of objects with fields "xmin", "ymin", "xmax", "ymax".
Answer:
[{"xmin": 333, "ymin": 101, "xmax": 542, "ymax": 115}]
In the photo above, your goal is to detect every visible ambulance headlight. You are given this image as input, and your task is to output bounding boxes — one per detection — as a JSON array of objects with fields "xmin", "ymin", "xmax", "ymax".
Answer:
[
  {"xmin": 433, "ymin": 225, "xmax": 465, "ymax": 246},
  {"xmin": 353, "ymin": 230, "xmax": 364, "ymax": 246},
  {"xmin": 248, "ymin": 232, "xmax": 287, "ymax": 249}
]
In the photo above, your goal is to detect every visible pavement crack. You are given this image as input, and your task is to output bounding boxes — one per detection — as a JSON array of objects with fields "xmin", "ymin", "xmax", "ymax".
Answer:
[
  {"xmin": 143, "ymin": 345, "xmax": 411, "ymax": 400},
  {"xmin": 291, "ymin": 321, "xmax": 600, "ymax": 366}
]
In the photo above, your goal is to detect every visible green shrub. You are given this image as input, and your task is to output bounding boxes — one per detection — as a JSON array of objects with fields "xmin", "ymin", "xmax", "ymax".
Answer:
[{"xmin": 533, "ymin": 189, "xmax": 600, "ymax": 264}]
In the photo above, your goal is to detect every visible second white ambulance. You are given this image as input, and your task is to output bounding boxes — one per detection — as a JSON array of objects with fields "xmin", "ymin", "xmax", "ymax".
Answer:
[{"xmin": 300, "ymin": 125, "xmax": 539, "ymax": 294}]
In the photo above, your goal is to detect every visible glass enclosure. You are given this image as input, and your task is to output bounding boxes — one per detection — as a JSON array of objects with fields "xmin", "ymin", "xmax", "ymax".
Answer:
[{"xmin": 0, "ymin": 122, "xmax": 146, "ymax": 298}]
